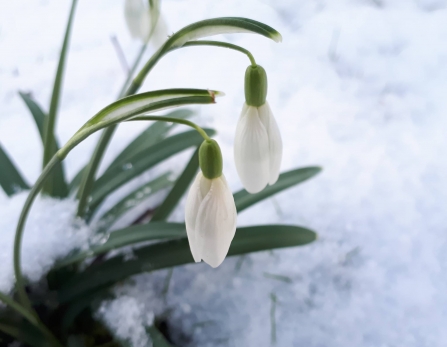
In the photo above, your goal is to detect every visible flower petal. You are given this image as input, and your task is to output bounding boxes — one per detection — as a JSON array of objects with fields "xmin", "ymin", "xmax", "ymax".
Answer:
[
  {"xmin": 258, "ymin": 101, "xmax": 283, "ymax": 185},
  {"xmin": 234, "ymin": 105, "xmax": 270, "ymax": 193},
  {"xmin": 124, "ymin": 0, "xmax": 145, "ymax": 39},
  {"xmin": 184, "ymin": 172, "xmax": 208, "ymax": 262},
  {"xmin": 195, "ymin": 175, "xmax": 237, "ymax": 268}
]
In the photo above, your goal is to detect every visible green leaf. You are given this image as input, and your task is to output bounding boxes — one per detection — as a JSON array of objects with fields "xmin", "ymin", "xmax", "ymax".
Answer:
[
  {"xmin": 74, "ymin": 89, "xmax": 218, "ymax": 140},
  {"xmin": 18, "ymin": 92, "xmax": 69, "ymax": 198},
  {"xmin": 96, "ymin": 173, "xmax": 173, "ymax": 233},
  {"xmin": 0, "ymin": 144, "xmax": 29, "ymax": 196},
  {"xmin": 105, "ymin": 109, "xmax": 194, "ymax": 173},
  {"xmin": 234, "ymin": 167, "xmax": 322, "ymax": 212},
  {"xmin": 87, "ymin": 129, "xmax": 215, "ymax": 216},
  {"xmin": 57, "ymin": 224, "xmax": 316, "ymax": 303},
  {"xmin": 18, "ymin": 91, "xmax": 47, "ymax": 139},
  {"xmin": 147, "ymin": 325, "xmax": 176, "ymax": 347},
  {"xmin": 56, "ymin": 222, "xmax": 186, "ymax": 269},
  {"xmin": 0, "ymin": 321, "xmax": 47, "ymax": 347},
  {"xmin": 68, "ymin": 166, "xmax": 86, "ymax": 194},
  {"xmin": 41, "ymin": 0, "xmax": 78, "ymax": 196},
  {"xmin": 151, "ymin": 146, "xmax": 199, "ymax": 221},
  {"xmin": 168, "ymin": 17, "xmax": 282, "ymax": 47}
]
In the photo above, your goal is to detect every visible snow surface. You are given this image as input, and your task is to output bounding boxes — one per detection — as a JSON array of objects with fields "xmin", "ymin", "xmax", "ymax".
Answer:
[{"xmin": 1, "ymin": 0, "xmax": 447, "ymax": 346}]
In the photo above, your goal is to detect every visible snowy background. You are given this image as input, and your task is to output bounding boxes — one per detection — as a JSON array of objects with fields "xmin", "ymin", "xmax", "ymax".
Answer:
[{"xmin": 1, "ymin": 0, "xmax": 447, "ymax": 346}]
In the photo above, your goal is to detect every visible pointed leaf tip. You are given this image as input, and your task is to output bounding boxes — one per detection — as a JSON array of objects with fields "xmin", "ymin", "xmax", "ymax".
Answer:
[{"xmin": 272, "ymin": 32, "xmax": 283, "ymax": 43}]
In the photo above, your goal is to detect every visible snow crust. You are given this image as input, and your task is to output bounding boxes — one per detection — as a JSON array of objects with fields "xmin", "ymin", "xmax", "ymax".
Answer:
[{"xmin": 1, "ymin": 0, "xmax": 447, "ymax": 346}]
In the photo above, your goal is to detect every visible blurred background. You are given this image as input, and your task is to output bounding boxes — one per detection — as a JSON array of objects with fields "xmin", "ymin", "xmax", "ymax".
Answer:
[{"xmin": 1, "ymin": 0, "xmax": 447, "ymax": 346}]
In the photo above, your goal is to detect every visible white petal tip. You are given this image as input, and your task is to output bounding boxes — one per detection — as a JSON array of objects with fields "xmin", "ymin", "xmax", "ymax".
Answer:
[
  {"xmin": 244, "ymin": 182, "xmax": 268, "ymax": 194},
  {"xmin": 205, "ymin": 259, "xmax": 224, "ymax": 268}
]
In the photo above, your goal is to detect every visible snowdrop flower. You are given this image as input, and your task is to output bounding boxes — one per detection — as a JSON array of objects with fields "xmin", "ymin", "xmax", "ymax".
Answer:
[
  {"xmin": 185, "ymin": 140, "xmax": 237, "ymax": 268},
  {"xmin": 234, "ymin": 65, "xmax": 283, "ymax": 194},
  {"xmin": 124, "ymin": 0, "xmax": 168, "ymax": 47}
]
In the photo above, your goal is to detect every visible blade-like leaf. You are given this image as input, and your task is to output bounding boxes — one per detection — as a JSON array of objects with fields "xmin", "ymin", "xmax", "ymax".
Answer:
[
  {"xmin": 87, "ymin": 129, "xmax": 215, "ymax": 215},
  {"xmin": 57, "ymin": 224, "xmax": 316, "ymax": 302},
  {"xmin": 151, "ymin": 146, "xmax": 199, "ymax": 221},
  {"xmin": 105, "ymin": 109, "xmax": 194, "ymax": 173},
  {"xmin": 56, "ymin": 222, "xmax": 186, "ymax": 269},
  {"xmin": 147, "ymin": 325, "xmax": 176, "ymax": 347},
  {"xmin": 96, "ymin": 173, "xmax": 173, "ymax": 233},
  {"xmin": 0, "ymin": 320, "xmax": 47, "ymax": 347},
  {"xmin": 75, "ymin": 89, "xmax": 218, "ymax": 138},
  {"xmin": 68, "ymin": 166, "xmax": 86, "ymax": 194},
  {"xmin": 0, "ymin": 144, "xmax": 29, "ymax": 196},
  {"xmin": 18, "ymin": 91, "xmax": 47, "ymax": 139},
  {"xmin": 169, "ymin": 17, "xmax": 282, "ymax": 48},
  {"xmin": 41, "ymin": 0, "xmax": 77, "ymax": 196},
  {"xmin": 18, "ymin": 91, "xmax": 69, "ymax": 198},
  {"xmin": 234, "ymin": 167, "xmax": 322, "ymax": 212}
]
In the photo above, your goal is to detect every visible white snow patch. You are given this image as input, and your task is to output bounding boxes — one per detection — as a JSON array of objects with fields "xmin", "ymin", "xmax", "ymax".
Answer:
[
  {"xmin": 0, "ymin": 193, "xmax": 90, "ymax": 293},
  {"xmin": 98, "ymin": 295, "xmax": 154, "ymax": 347}
]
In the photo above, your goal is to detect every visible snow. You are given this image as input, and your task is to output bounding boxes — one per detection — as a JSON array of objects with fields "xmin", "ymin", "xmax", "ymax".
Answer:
[
  {"xmin": 0, "ymin": 194, "xmax": 90, "ymax": 293},
  {"xmin": 1, "ymin": 0, "xmax": 447, "ymax": 346}
]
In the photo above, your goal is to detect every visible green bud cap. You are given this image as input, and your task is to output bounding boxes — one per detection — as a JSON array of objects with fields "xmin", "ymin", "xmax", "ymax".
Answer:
[
  {"xmin": 244, "ymin": 65, "xmax": 268, "ymax": 107},
  {"xmin": 199, "ymin": 139, "xmax": 223, "ymax": 179}
]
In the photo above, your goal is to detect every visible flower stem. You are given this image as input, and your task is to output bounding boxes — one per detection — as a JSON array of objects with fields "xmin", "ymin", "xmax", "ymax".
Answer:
[
  {"xmin": 181, "ymin": 40, "xmax": 257, "ymax": 66},
  {"xmin": 10, "ymin": 156, "xmax": 65, "ymax": 347},
  {"xmin": 129, "ymin": 116, "xmax": 211, "ymax": 141},
  {"xmin": 14, "ymin": 156, "xmax": 61, "ymax": 311}
]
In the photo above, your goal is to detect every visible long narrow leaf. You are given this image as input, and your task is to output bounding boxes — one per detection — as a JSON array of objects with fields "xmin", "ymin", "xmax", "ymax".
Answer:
[
  {"xmin": 87, "ymin": 129, "xmax": 215, "ymax": 215},
  {"xmin": 96, "ymin": 173, "xmax": 173, "ymax": 233},
  {"xmin": 105, "ymin": 109, "xmax": 194, "ymax": 173},
  {"xmin": 147, "ymin": 325, "xmax": 176, "ymax": 347},
  {"xmin": 234, "ymin": 167, "xmax": 322, "ymax": 212},
  {"xmin": 41, "ymin": 0, "xmax": 78, "ymax": 196},
  {"xmin": 151, "ymin": 146, "xmax": 199, "ymax": 221},
  {"xmin": 18, "ymin": 91, "xmax": 69, "ymax": 198},
  {"xmin": 0, "ymin": 144, "xmax": 29, "ymax": 196},
  {"xmin": 169, "ymin": 17, "xmax": 282, "ymax": 48},
  {"xmin": 56, "ymin": 222, "xmax": 186, "ymax": 268},
  {"xmin": 57, "ymin": 224, "xmax": 316, "ymax": 302},
  {"xmin": 68, "ymin": 166, "xmax": 86, "ymax": 194},
  {"xmin": 0, "ymin": 322, "xmax": 46, "ymax": 347},
  {"xmin": 18, "ymin": 92, "xmax": 47, "ymax": 139},
  {"xmin": 75, "ymin": 89, "xmax": 218, "ymax": 138}
]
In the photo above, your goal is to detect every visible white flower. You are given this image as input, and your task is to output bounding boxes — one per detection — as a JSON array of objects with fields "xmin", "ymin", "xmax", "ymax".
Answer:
[
  {"xmin": 185, "ymin": 172, "xmax": 237, "ymax": 268},
  {"xmin": 234, "ymin": 101, "xmax": 283, "ymax": 194},
  {"xmin": 124, "ymin": 0, "xmax": 168, "ymax": 47}
]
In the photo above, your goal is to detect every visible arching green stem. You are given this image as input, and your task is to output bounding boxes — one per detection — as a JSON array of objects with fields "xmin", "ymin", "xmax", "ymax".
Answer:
[
  {"xmin": 11, "ymin": 156, "xmax": 65, "ymax": 347},
  {"xmin": 181, "ymin": 40, "xmax": 257, "ymax": 66},
  {"xmin": 14, "ymin": 156, "xmax": 61, "ymax": 311},
  {"xmin": 129, "ymin": 116, "xmax": 211, "ymax": 141}
]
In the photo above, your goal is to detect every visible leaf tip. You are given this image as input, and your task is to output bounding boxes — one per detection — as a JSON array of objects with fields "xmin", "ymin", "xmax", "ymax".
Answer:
[
  {"xmin": 208, "ymin": 90, "xmax": 225, "ymax": 102},
  {"xmin": 272, "ymin": 32, "xmax": 283, "ymax": 43}
]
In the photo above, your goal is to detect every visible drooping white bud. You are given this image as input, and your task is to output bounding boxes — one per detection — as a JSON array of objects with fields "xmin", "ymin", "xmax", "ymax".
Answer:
[
  {"xmin": 185, "ymin": 140, "xmax": 237, "ymax": 268},
  {"xmin": 234, "ymin": 101, "xmax": 283, "ymax": 193}
]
